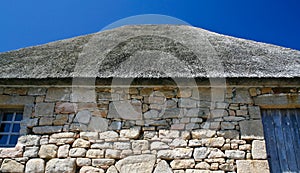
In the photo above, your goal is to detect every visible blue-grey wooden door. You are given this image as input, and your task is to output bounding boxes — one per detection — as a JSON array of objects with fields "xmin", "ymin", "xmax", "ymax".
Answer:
[{"xmin": 261, "ymin": 109, "xmax": 300, "ymax": 173}]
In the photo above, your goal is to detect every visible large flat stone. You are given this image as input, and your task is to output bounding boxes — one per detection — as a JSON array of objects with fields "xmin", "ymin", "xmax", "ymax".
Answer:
[
  {"xmin": 108, "ymin": 101, "xmax": 142, "ymax": 120},
  {"xmin": 236, "ymin": 160, "xmax": 270, "ymax": 173},
  {"xmin": 0, "ymin": 159, "xmax": 24, "ymax": 173},
  {"xmin": 239, "ymin": 120, "xmax": 264, "ymax": 140},
  {"xmin": 252, "ymin": 140, "xmax": 267, "ymax": 159},
  {"xmin": 0, "ymin": 95, "xmax": 34, "ymax": 105},
  {"xmin": 35, "ymin": 103, "xmax": 55, "ymax": 116},
  {"xmin": 115, "ymin": 154, "xmax": 156, "ymax": 173},
  {"xmin": 45, "ymin": 88, "xmax": 71, "ymax": 101},
  {"xmin": 45, "ymin": 158, "xmax": 76, "ymax": 173}
]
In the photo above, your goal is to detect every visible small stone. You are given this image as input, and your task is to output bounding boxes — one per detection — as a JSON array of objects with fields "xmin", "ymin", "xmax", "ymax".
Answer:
[
  {"xmin": 115, "ymin": 154, "xmax": 156, "ymax": 173},
  {"xmin": 132, "ymin": 140, "xmax": 149, "ymax": 151},
  {"xmin": 170, "ymin": 159, "xmax": 195, "ymax": 169},
  {"xmin": 100, "ymin": 131, "xmax": 119, "ymax": 139},
  {"xmin": 252, "ymin": 140, "xmax": 267, "ymax": 159},
  {"xmin": 25, "ymin": 159, "xmax": 44, "ymax": 173},
  {"xmin": 79, "ymin": 166, "xmax": 104, "ymax": 173},
  {"xmin": 201, "ymin": 137, "xmax": 225, "ymax": 147},
  {"xmin": 195, "ymin": 162, "xmax": 210, "ymax": 169},
  {"xmin": 191, "ymin": 129, "xmax": 216, "ymax": 139},
  {"xmin": 169, "ymin": 138, "xmax": 187, "ymax": 147},
  {"xmin": 219, "ymin": 163, "xmax": 235, "ymax": 171},
  {"xmin": 106, "ymin": 166, "xmax": 118, "ymax": 173},
  {"xmin": 159, "ymin": 130, "xmax": 180, "ymax": 138},
  {"xmin": 55, "ymin": 102, "xmax": 77, "ymax": 114},
  {"xmin": 0, "ymin": 159, "xmax": 24, "ymax": 173},
  {"xmin": 74, "ymin": 110, "xmax": 91, "ymax": 124},
  {"xmin": 158, "ymin": 148, "xmax": 193, "ymax": 159},
  {"xmin": 178, "ymin": 98, "xmax": 197, "ymax": 108},
  {"xmin": 221, "ymin": 122, "xmax": 235, "ymax": 130},
  {"xmin": 188, "ymin": 139, "xmax": 202, "ymax": 147},
  {"xmin": 86, "ymin": 149, "xmax": 104, "ymax": 158},
  {"xmin": 210, "ymin": 109, "xmax": 228, "ymax": 118},
  {"xmin": 80, "ymin": 132, "xmax": 99, "ymax": 140},
  {"xmin": 23, "ymin": 147, "xmax": 39, "ymax": 158},
  {"xmin": 69, "ymin": 148, "xmax": 87, "ymax": 157},
  {"xmin": 178, "ymin": 88, "xmax": 192, "ymax": 98},
  {"xmin": 18, "ymin": 135, "xmax": 40, "ymax": 146},
  {"xmin": 35, "ymin": 103, "xmax": 55, "ymax": 116},
  {"xmin": 153, "ymin": 160, "xmax": 172, "ymax": 173},
  {"xmin": 193, "ymin": 147, "xmax": 210, "ymax": 161},
  {"xmin": 32, "ymin": 126, "xmax": 62, "ymax": 134},
  {"xmin": 58, "ymin": 145, "xmax": 70, "ymax": 158},
  {"xmin": 210, "ymin": 163, "xmax": 219, "ymax": 170},
  {"xmin": 150, "ymin": 142, "xmax": 169, "ymax": 150},
  {"xmin": 38, "ymin": 144, "xmax": 58, "ymax": 159},
  {"xmin": 92, "ymin": 159, "xmax": 115, "ymax": 168},
  {"xmin": 76, "ymin": 158, "xmax": 92, "ymax": 167},
  {"xmin": 225, "ymin": 150, "xmax": 245, "ymax": 159},
  {"xmin": 113, "ymin": 142, "xmax": 131, "ymax": 150},
  {"xmin": 236, "ymin": 160, "xmax": 269, "ymax": 173},
  {"xmin": 208, "ymin": 148, "xmax": 225, "ymax": 158},
  {"xmin": 105, "ymin": 149, "xmax": 121, "ymax": 159},
  {"xmin": 217, "ymin": 130, "xmax": 239, "ymax": 139},
  {"xmin": 144, "ymin": 110, "xmax": 159, "ymax": 119},
  {"xmin": 72, "ymin": 138, "xmax": 90, "ymax": 148},
  {"xmin": 239, "ymin": 144, "xmax": 251, "ymax": 151}
]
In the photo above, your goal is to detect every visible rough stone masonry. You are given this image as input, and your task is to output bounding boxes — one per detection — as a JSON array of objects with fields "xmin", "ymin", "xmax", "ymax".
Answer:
[{"xmin": 1, "ymin": 82, "xmax": 297, "ymax": 173}]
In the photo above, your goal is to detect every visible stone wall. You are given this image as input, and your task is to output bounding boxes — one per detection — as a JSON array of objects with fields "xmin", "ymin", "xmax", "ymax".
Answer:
[{"xmin": 0, "ymin": 85, "xmax": 299, "ymax": 173}]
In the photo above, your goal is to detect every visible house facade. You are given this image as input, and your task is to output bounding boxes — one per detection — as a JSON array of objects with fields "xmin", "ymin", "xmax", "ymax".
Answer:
[{"xmin": 0, "ymin": 25, "xmax": 299, "ymax": 173}]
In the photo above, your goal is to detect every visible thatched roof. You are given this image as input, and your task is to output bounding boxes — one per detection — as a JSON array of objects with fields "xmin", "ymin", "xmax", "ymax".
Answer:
[{"xmin": 0, "ymin": 25, "xmax": 299, "ymax": 79}]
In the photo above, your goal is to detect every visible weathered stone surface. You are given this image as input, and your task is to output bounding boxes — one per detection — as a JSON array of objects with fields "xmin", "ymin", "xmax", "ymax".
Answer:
[
  {"xmin": 113, "ymin": 142, "xmax": 131, "ymax": 150},
  {"xmin": 221, "ymin": 122, "xmax": 235, "ymax": 130},
  {"xmin": 28, "ymin": 88, "xmax": 46, "ymax": 95},
  {"xmin": 106, "ymin": 166, "xmax": 118, "ymax": 173},
  {"xmin": 18, "ymin": 135, "xmax": 40, "ymax": 146},
  {"xmin": 132, "ymin": 140, "xmax": 149, "ymax": 151},
  {"xmin": 45, "ymin": 158, "xmax": 76, "ymax": 173},
  {"xmin": 225, "ymin": 150, "xmax": 245, "ymax": 159},
  {"xmin": 76, "ymin": 158, "xmax": 92, "ymax": 167},
  {"xmin": 71, "ymin": 87, "xmax": 96, "ymax": 103},
  {"xmin": 58, "ymin": 144, "xmax": 70, "ymax": 158},
  {"xmin": 107, "ymin": 101, "xmax": 142, "ymax": 120},
  {"xmin": 51, "ymin": 132, "xmax": 76, "ymax": 138},
  {"xmin": 144, "ymin": 110, "xmax": 159, "ymax": 119},
  {"xmin": 210, "ymin": 109, "xmax": 228, "ymax": 118},
  {"xmin": 87, "ymin": 116, "xmax": 109, "ymax": 132},
  {"xmin": 248, "ymin": 106, "xmax": 261, "ymax": 119},
  {"xmin": 79, "ymin": 166, "xmax": 104, "ymax": 173},
  {"xmin": 159, "ymin": 130, "xmax": 180, "ymax": 138},
  {"xmin": 119, "ymin": 127, "xmax": 140, "ymax": 139},
  {"xmin": 217, "ymin": 130, "xmax": 239, "ymax": 139},
  {"xmin": 55, "ymin": 102, "xmax": 77, "ymax": 114},
  {"xmin": 202, "ymin": 137, "xmax": 225, "ymax": 147},
  {"xmin": 178, "ymin": 88, "xmax": 192, "ymax": 98},
  {"xmin": 170, "ymin": 159, "xmax": 195, "ymax": 169},
  {"xmin": 80, "ymin": 132, "xmax": 99, "ymax": 140},
  {"xmin": 115, "ymin": 154, "xmax": 156, "ymax": 173},
  {"xmin": 45, "ymin": 88, "xmax": 70, "ymax": 102},
  {"xmin": 219, "ymin": 163, "xmax": 235, "ymax": 171},
  {"xmin": 105, "ymin": 149, "xmax": 121, "ymax": 159},
  {"xmin": 74, "ymin": 110, "xmax": 91, "ymax": 124},
  {"xmin": 239, "ymin": 120, "xmax": 264, "ymax": 140},
  {"xmin": 24, "ymin": 147, "xmax": 39, "ymax": 157},
  {"xmin": 86, "ymin": 149, "xmax": 105, "ymax": 158},
  {"xmin": 38, "ymin": 144, "xmax": 58, "ymax": 159},
  {"xmin": 208, "ymin": 148, "xmax": 225, "ymax": 158},
  {"xmin": 233, "ymin": 88, "xmax": 253, "ymax": 103},
  {"xmin": 169, "ymin": 138, "xmax": 187, "ymax": 147},
  {"xmin": 236, "ymin": 160, "xmax": 269, "ymax": 173},
  {"xmin": 25, "ymin": 159, "xmax": 44, "ymax": 173},
  {"xmin": 153, "ymin": 160, "xmax": 172, "ymax": 173},
  {"xmin": 0, "ymin": 95, "xmax": 34, "ymax": 105},
  {"xmin": 194, "ymin": 147, "xmax": 210, "ymax": 161},
  {"xmin": 157, "ymin": 148, "xmax": 193, "ymax": 159},
  {"xmin": 192, "ymin": 129, "xmax": 216, "ymax": 139},
  {"xmin": 35, "ymin": 103, "xmax": 55, "ymax": 116},
  {"xmin": 69, "ymin": 148, "xmax": 87, "ymax": 157},
  {"xmin": 0, "ymin": 159, "xmax": 24, "ymax": 173},
  {"xmin": 178, "ymin": 98, "xmax": 198, "ymax": 108},
  {"xmin": 39, "ymin": 116, "xmax": 54, "ymax": 126},
  {"xmin": 201, "ymin": 121, "xmax": 221, "ymax": 130},
  {"xmin": 33, "ymin": 126, "xmax": 62, "ymax": 134},
  {"xmin": 163, "ymin": 108, "xmax": 182, "ymax": 118},
  {"xmin": 91, "ymin": 142, "xmax": 113, "ymax": 149},
  {"xmin": 150, "ymin": 141, "xmax": 169, "ymax": 150},
  {"xmin": 100, "ymin": 131, "xmax": 119, "ymax": 139},
  {"xmin": 252, "ymin": 140, "xmax": 267, "ymax": 159},
  {"xmin": 92, "ymin": 159, "xmax": 115, "ymax": 168},
  {"xmin": 73, "ymin": 138, "xmax": 90, "ymax": 148},
  {"xmin": 195, "ymin": 162, "xmax": 210, "ymax": 170},
  {"xmin": 53, "ymin": 114, "xmax": 69, "ymax": 125}
]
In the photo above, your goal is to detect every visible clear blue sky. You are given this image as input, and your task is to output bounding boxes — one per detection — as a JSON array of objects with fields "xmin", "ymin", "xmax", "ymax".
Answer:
[{"xmin": 0, "ymin": 0, "xmax": 300, "ymax": 52}]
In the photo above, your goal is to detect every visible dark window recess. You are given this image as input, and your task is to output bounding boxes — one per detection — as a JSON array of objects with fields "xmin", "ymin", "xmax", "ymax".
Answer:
[{"xmin": 0, "ymin": 111, "xmax": 23, "ymax": 147}]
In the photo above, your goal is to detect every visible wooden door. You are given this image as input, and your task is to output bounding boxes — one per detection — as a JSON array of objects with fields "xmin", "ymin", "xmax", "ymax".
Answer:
[{"xmin": 261, "ymin": 109, "xmax": 300, "ymax": 173}]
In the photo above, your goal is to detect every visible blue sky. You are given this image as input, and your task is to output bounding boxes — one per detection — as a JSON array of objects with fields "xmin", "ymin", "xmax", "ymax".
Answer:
[{"xmin": 0, "ymin": 0, "xmax": 300, "ymax": 52}]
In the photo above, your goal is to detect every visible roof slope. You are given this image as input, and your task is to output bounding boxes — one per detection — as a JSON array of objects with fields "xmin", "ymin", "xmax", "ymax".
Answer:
[{"xmin": 0, "ymin": 25, "xmax": 299, "ymax": 78}]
